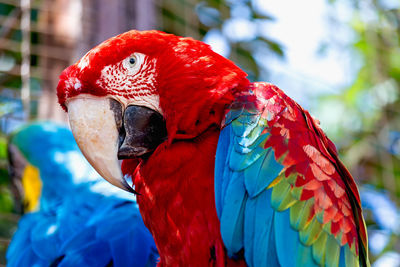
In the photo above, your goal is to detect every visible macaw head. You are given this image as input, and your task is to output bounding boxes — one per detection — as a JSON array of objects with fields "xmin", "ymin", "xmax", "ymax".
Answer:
[
  {"xmin": 8, "ymin": 122, "xmax": 103, "ymax": 212},
  {"xmin": 57, "ymin": 30, "xmax": 249, "ymax": 192}
]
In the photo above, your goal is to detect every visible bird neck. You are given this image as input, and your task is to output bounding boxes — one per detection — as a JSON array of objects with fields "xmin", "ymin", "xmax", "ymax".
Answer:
[{"xmin": 133, "ymin": 127, "xmax": 243, "ymax": 266}]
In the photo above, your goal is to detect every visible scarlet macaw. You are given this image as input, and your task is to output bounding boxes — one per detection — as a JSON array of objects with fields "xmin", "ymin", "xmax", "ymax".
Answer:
[
  {"xmin": 57, "ymin": 30, "xmax": 369, "ymax": 266},
  {"xmin": 6, "ymin": 122, "xmax": 158, "ymax": 266}
]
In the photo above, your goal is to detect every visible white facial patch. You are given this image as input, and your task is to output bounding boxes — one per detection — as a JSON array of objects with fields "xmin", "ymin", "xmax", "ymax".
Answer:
[{"xmin": 96, "ymin": 53, "xmax": 161, "ymax": 114}]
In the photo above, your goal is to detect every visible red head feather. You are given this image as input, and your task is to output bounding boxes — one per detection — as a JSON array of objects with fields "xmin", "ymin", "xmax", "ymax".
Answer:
[{"xmin": 57, "ymin": 30, "xmax": 249, "ymax": 140}]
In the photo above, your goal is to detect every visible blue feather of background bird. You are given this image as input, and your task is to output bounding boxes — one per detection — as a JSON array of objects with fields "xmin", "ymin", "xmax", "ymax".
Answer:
[{"xmin": 6, "ymin": 121, "xmax": 158, "ymax": 267}]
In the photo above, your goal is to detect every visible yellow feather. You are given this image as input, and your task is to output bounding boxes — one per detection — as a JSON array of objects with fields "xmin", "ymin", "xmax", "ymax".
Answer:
[{"xmin": 22, "ymin": 164, "xmax": 42, "ymax": 212}]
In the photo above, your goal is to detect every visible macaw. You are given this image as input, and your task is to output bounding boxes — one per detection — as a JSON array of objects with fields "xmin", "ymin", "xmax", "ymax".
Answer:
[
  {"xmin": 56, "ymin": 30, "xmax": 369, "ymax": 267},
  {"xmin": 6, "ymin": 122, "xmax": 158, "ymax": 267}
]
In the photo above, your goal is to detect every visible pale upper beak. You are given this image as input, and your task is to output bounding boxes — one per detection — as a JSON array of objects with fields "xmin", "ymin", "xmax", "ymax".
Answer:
[{"xmin": 66, "ymin": 95, "xmax": 167, "ymax": 193}]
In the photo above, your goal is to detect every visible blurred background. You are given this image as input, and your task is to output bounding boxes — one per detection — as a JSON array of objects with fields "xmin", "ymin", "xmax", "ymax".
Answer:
[{"xmin": 0, "ymin": 0, "xmax": 399, "ymax": 266}]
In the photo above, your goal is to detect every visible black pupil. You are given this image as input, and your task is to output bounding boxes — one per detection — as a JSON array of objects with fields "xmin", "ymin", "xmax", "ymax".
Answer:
[{"xmin": 129, "ymin": 57, "xmax": 136, "ymax": 64}]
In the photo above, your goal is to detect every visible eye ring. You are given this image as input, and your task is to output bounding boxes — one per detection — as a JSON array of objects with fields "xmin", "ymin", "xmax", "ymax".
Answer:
[{"xmin": 122, "ymin": 53, "xmax": 144, "ymax": 74}]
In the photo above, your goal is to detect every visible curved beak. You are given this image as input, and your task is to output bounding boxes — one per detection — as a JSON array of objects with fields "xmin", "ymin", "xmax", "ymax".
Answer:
[{"xmin": 66, "ymin": 95, "xmax": 166, "ymax": 193}]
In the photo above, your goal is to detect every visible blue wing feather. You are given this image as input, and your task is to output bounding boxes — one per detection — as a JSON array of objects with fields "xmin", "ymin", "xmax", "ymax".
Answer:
[
  {"xmin": 244, "ymin": 148, "xmax": 282, "ymax": 198},
  {"xmin": 229, "ymin": 139, "xmax": 267, "ymax": 171},
  {"xmin": 274, "ymin": 209, "xmax": 319, "ymax": 267},
  {"xmin": 251, "ymin": 189, "xmax": 274, "ymax": 267},
  {"xmin": 215, "ymin": 124, "xmax": 233, "ymax": 218},
  {"xmin": 215, "ymin": 99, "xmax": 323, "ymax": 267},
  {"xmin": 220, "ymin": 171, "xmax": 247, "ymax": 255},
  {"xmin": 216, "ymin": 106, "xmax": 287, "ymax": 266}
]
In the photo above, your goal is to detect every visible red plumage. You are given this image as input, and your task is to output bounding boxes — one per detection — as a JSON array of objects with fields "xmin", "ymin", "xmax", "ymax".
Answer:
[{"xmin": 132, "ymin": 130, "xmax": 245, "ymax": 266}]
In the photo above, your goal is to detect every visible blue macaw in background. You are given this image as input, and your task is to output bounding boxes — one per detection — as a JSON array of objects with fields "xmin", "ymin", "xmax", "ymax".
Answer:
[{"xmin": 6, "ymin": 121, "xmax": 158, "ymax": 267}]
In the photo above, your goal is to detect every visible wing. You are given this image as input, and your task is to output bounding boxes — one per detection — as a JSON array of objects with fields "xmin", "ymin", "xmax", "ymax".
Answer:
[{"xmin": 215, "ymin": 82, "xmax": 369, "ymax": 267}]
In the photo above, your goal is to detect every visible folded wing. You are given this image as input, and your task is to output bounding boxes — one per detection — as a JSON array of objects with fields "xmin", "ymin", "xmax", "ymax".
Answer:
[{"xmin": 215, "ymin": 83, "xmax": 369, "ymax": 267}]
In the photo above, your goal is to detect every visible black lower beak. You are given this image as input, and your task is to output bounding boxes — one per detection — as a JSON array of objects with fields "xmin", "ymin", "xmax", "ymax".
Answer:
[{"xmin": 111, "ymin": 101, "xmax": 167, "ymax": 159}]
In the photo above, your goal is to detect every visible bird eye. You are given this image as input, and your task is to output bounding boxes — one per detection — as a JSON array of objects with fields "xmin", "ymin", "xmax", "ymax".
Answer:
[
  {"xmin": 129, "ymin": 57, "xmax": 136, "ymax": 66},
  {"xmin": 123, "ymin": 53, "xmax": 144, "ymax": 74}
]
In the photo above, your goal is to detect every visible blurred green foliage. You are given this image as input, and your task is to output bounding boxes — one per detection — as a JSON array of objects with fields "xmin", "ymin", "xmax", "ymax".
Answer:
[
  {"xmin": 318, "ymin": 0, "xmax": 400, "ymax": 198},
  {"xmin": 317, "ymin": 0, "xmax": 400, "ymax": 261},
  {"xmin": 0, "ymin": 135, "xmax": 13, "ymax": 213},
  {"xmin": 158, "ymin": 0, "xmax": 283, "ymax": 81},
  {"xmin": 0, "ymin": 134, "xmax": 16, "ymax": 265}
]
